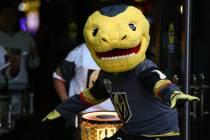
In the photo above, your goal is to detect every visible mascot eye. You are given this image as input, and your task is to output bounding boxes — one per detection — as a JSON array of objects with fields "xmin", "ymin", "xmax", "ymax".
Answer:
[
  {"xmin": 129, "ymin": 23, "xmax": 136, "ymax": 31},
  {"xmin": 92, "ymin": 27, "xmax": 99, "ymax": 36}
]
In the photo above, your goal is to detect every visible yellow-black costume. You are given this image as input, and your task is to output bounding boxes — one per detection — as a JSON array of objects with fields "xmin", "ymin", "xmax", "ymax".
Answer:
[{"xmin": 43, "ymin": 5, "xmax": 199, "ymax": 139}]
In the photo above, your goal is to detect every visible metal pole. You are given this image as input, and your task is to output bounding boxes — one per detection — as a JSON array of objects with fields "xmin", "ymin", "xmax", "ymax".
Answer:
[{"xmin": 184, "ymin": 0, "xmax": 192, "ymax": 140}]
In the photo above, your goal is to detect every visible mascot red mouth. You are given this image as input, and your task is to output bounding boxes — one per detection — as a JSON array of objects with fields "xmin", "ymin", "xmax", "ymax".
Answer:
[{"xmin": 95, "ymin": 44, "xmax": 140, "ymax": 60}]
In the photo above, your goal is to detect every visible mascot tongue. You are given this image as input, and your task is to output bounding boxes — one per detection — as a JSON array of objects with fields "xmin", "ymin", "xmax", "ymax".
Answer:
[{"xmin": 96, "ymin": 45, "xmax": 140, "ymax": 58}]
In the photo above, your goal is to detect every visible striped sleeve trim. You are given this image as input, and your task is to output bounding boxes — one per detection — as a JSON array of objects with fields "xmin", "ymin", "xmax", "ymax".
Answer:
[
  {"xmin": 154, "ymin": 80, "xmax": 171, "ymax": 97},
  {"xmin": 79, "ymin": 89, "xmax": 104, "ymax": 106},
  {"xmin": 154, "ymin": 80, "xmax": 181, "ymax": 101},
  {"xmin": 79, "ymin": 92, "xmax": 93, "ymax": 106}
]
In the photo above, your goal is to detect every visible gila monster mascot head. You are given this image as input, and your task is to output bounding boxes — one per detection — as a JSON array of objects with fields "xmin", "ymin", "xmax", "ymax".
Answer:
[{"xmin": 84, "ymin": 5, "xmax": 150, "ymax": 72}]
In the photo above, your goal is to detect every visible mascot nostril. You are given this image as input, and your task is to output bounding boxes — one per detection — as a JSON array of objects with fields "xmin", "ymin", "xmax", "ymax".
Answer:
[
  {"xmin": 121, "ymin": 35, "xmax": 127, "ymax": 40},
  {"xmin": 102, "ymin": 38, "xmax": 108, "ymax": 42}
]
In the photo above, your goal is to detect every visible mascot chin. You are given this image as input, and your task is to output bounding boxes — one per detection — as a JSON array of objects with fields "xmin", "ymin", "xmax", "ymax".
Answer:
[{"xmin": 43, "ymin": 5, "xmax": 199, "ymax": 140}]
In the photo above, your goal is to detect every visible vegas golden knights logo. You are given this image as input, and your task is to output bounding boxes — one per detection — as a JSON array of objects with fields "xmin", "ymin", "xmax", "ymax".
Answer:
[{"xmin": 111, "ymin": 92, "xmax": 131, "ymax": 123}]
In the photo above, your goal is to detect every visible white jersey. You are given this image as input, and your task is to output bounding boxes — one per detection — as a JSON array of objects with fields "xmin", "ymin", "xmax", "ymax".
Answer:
[
  {"xmin": 0, "ymin": 45, "xmax": 9, "ymax": 71},
  {"xmin": 55, "ymin": 43, "xmax": 115, "ymax": 112},
  {"xmin": 0, "ymin": 30, "xmax": 36, "ymax": 90}
]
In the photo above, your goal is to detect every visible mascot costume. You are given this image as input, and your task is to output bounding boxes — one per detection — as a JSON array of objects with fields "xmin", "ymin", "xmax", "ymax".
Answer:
[{"xmin": 43, "ymin": 5, "xmax": 199, "ymax": 140}]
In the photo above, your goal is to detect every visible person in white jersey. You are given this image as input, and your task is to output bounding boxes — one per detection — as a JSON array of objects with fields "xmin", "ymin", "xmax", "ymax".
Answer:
[
  {"xmin": 0, "ymin": 4, "xmax": 40, "ymax": 128},
  {"xmin": 53, "ymin": 43, "xmax": 115, "ymax": 113}
]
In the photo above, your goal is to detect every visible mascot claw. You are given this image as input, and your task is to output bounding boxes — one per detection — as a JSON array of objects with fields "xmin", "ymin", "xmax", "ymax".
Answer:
[
  {"xmin": 170, "ymin": 91, "xmax": 200, "ymax": 108},
  {"xmin": 42, "ymin": 109, "xmax": 61, "ymax": 122}
]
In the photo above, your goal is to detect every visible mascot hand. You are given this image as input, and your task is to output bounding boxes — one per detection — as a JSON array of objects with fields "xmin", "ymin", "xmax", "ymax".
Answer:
[
  {"xmin": 42, "ymin": 109, "xmax": 61, "ymax": 122},
  {"xmin": 170, "ymin": 91, "xmax": 199, "ymax": 108}
]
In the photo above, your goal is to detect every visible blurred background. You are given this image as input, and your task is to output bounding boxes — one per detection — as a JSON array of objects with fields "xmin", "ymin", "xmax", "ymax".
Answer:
[{"xmin": 0, "ymin": 0, "xmax": 209, "ymax": 140}]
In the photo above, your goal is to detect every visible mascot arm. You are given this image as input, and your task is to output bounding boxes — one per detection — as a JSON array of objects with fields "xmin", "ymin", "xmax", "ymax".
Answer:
[
  {"xmin": 154, "ymin": 80, "xmax": 199, "ymax": 108},
  {"xmin": 42, "ymin": 79, "xmax": 109, "ymax": 122},
  {"xmin": 139, "ymin": 67, "xmax": 199, "ymax": 108},
  {"xmin": 42, "ymin": 94, "xmax": 89, "ymax": 122}
]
